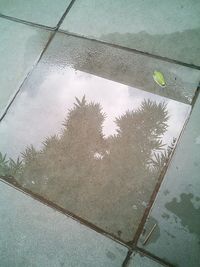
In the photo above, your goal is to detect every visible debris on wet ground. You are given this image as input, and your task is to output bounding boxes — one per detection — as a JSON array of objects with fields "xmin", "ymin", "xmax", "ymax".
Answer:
[{"xmin": 153, "ymin": 71, "xmax": 166, "ymax": 87}]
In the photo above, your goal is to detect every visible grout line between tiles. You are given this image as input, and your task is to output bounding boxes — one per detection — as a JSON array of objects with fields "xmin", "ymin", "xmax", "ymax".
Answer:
[
  {"xmin": 0, "ymin": 31, "xmax": 55, "ymax": 122},
  {"xmin": 0, "ymin": 3, "xmax": 199, "ymax": 264},
  {"xmin": 1, "ymin": 11, "xmax": 200, "ymax": 71},
  {"xmin": 0, "ymin": 178, "xmax": 173, "ymax": 267},
  {"xmin": 55, "ymin": 0, "xmax": 77, "ymax": 30},
  {"xmin": 58, "ymin": 30, "xmax": 200, "ymax": 71},
  {"xmin": 129, "ymin": 100, "xmax": 194, "ymax": 246},
  {"xmin": 0, "ymin": 13, "xmax": 56, "ymax": 31},
  {"xmin": 0, "ymin": 19, "xmax": 198, "ymax": 246},
  {"xmin": 0, "ymin": 0, "xmax": 77, "ymax": 122},
  {"xmin": 130, "ymin": 81, "xmax": 200, "ymax": 247},
  {"xmin": 135, "ymin": 247, "xmax": 175, "ymax": 267},
  {"xmin": 121, "ymin": 245, "xmax": 174, "ymax": 267},
  {"xmin": 191, "ymin": 82, "xmax": 200, "ymax": 108},
  {"xmin": 121, "ymin": 249, "xmax": 133, "ymax": 267},
  {"xmin": 0, "ymin": 0, "xmax": 76, "ymax": 32},
  {"xmin": 0, "ymin": 177, "xmax": 130, "ymax": 249}
]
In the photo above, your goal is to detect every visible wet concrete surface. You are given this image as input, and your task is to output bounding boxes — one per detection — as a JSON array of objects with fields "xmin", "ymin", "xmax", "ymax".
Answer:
[
  {"xmin": 0, "ymin": 32, "xmax": 191, "ymax": 241},
  {"xmin": 138, "ymin": 93, "xmax": 200, "ymax": 267},
  {"xmin": 0, "ymin": 17, "xmax": 51, "ymax": 119},
  {"xmin": 0, "ymin": 0, "xmax": 72, "ymax": 27},
  {"xmin": 0, "ymin": 180, "xmax": 128, "ymax": 267},
  {"xmin": 60, "ymin": 0, "xmax": 200, "ymax": 66},
  {"xmin": 0, "ymin": 2, "xmax": 200, "ymax": 266}
]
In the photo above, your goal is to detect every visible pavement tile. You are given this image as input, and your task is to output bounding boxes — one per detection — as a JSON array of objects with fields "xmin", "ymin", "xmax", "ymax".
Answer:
[
  {"xmin": 29, "ymin": 33, "xmax": 200, "ymax": 105},
  {"xmin": 0, "ymin": 0, "xmax": 72, "ymax": 28},
  {"xmin": 0, "ymin": 180, "xmax": 128, "ymax": 267},
  {"xmin": 60, "ymin": 0, "xmax": 200, "ymax": 66},
  {"xmin": 0, "ymin": 17, "xmax": 51, "ymax": 118},
  {"xmin": 127, "ymin": 251, "xmax": 167, "ymax": 267}
]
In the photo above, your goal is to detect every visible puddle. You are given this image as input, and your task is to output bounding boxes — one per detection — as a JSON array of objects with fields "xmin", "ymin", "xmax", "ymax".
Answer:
[{"xmin": 0, "ymin": 54, "xmax": 191, "ymax": 242}]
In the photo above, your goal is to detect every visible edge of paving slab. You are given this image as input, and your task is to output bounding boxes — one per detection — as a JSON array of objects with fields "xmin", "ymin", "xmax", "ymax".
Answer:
[
  {"xmin": 0, "ymin": 30, "xmax": 55, "ymax": 122},
  {"xmin": 0, "ymin": 178, "xmax": 174, "ymax": 267},
  {"xmin": 0, "ymin": 177, "xmax": 129, "ymax": 249},
  {"xmin": 123, "ymin": 248, "xmax": 174, "ymax": 267},
  {"xmin": 0, "ymin": 0, "xmax": 77, "ymax": 122},
  {"xmin": 0, "ymin": 0, "xmax": 76, "ymax": 31},
  {"xmin": 130, "ymin": 84, "xmax": 200, "ymax": 247},
  {"xmin": 1, "ymin": 11, "xmax": 200, "ymax": 71},
  {"xmin": 58, "ymin": 29, "xmax": 200, "ymax": 71}
]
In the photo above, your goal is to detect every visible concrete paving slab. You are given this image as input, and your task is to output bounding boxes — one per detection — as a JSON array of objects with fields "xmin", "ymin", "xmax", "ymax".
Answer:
[
  {"xmin": 31, "ymin": 33, "xmax": 200, "ymax": 105},
  {"xmin": 0, "ymin": 180, "xmax": 128, "ymax": 267},
  {"xmin": 0, "ymin": 0, "xmax": 72, "ymax": 28},
  {"xmin": 127, "ymin": 251, "xmax": 167, "ymax": 267},
  {"xmin": 60, "ymin": 0, "xmax": 200, "ymax": 66}
]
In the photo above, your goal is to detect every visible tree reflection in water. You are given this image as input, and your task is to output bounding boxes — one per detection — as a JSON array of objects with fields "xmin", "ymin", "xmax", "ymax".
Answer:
[{"xmin": 0, "ymin": 96, "xmax": 175, "ymax": 240}]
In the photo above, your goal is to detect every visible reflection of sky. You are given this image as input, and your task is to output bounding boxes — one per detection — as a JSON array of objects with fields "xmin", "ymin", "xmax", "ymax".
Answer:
[{"xmin": 0, "ymin": 67, "xmax": 190, "ymax": 159}]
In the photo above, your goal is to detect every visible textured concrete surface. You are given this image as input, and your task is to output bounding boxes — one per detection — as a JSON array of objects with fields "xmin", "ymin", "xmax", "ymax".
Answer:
[
  {"xmin": 127, "ymin": 251, "xmax": 167, "ymax": 267},
  {"xmin": 32, "ymin": 33, "xmax": 200, "ymax": 105},
  {"xmin": 0, "ymin": 180, "xmax": 128, "ymax": 267},
  {"xmin": 0, "ymin": 0, "xmax": 72, "ymax": 27},
  {"xmin": 0, "ymin": 17, "xmax": 51, "ymax": 118},
  {"xmin": 60, "ymin": 0, "xmax": 200, "ymax": 66}
]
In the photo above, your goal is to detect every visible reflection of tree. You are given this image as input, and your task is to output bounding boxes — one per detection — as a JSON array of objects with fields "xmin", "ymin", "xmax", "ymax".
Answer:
[
  {"xmin": 105, "ymin": 100, "xmax": 169, "ymax": 179},
  {"xmin": 97, "ymin": 100, "xmax": 172, "ymax": 238},
  {"xmin": 0, "ymin": 152, "xmax": 22, "ymax": 177},
  {"xmin": 0, "ymin": 96, "xmax": 174, "ymax": 240}
]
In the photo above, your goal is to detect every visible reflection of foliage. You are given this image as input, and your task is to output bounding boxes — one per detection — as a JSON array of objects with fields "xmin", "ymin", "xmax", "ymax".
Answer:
[
  {"xmin": 150, "ymin": 137, "xmax": 176, "ymax": 170},
  {"xmin": 0, "ymin": 96, "xmax": 173, "ymax": 240},
  {"xmin": 0, "ymin": 152, "xmax": 9, "ymax": 176},
  {"xmin": 0, "ymin": 152, "xmax": 22, "ymax": 176},
  {"xmin": 8, "ymin": 158, "xmax": 23, "ymax": 176},
  {"xmin": 61, "ymin": 94, "xmax": 106, "ymax": 160},
  {"xmin": 21, "ymin": 145, "xmax": 37, "ymax": 164},
  {"xmin": 102, "ymin": 100, "xmax": 169, "ymax": 188}
]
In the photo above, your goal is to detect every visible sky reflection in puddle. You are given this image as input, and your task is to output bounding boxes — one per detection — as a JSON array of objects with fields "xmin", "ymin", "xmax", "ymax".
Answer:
[
  {"xmin": 0, "ymin": 66, "xmax": 190, "ymax": 159},
  {"xmin": 0, "ymin": 65, "xmax": 191, "ymax": 241}
]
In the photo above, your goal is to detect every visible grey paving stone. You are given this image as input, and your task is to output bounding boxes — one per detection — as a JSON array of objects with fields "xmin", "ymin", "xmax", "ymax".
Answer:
[
  {"xmin": 0, "ymin": 0, "xmax": 72, "ymax": 27},
  {"xmin": 0, "ymin": 32, "xmax": 191, "ymax": 242},
  {"xmin": 30, "ymin": 33, "xmax": 200, "ymax": 105},
  {"xmin": 0, "ymin": 17, "xmax": 51, "ymax": 118},
  {"xmin": 60, "ymin": 0, "xmax": 200, "ymax": 66},
  {"xmin": 138, "ymin": 94, "xmax": 200, "ymax": 267},
  {"xmin": 0, "ymin": 180, "xmax": 128, "ymax": 267},
  {"xmin": 127, "ymin": 251, "xmax": 167, "ymax": 267}
]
